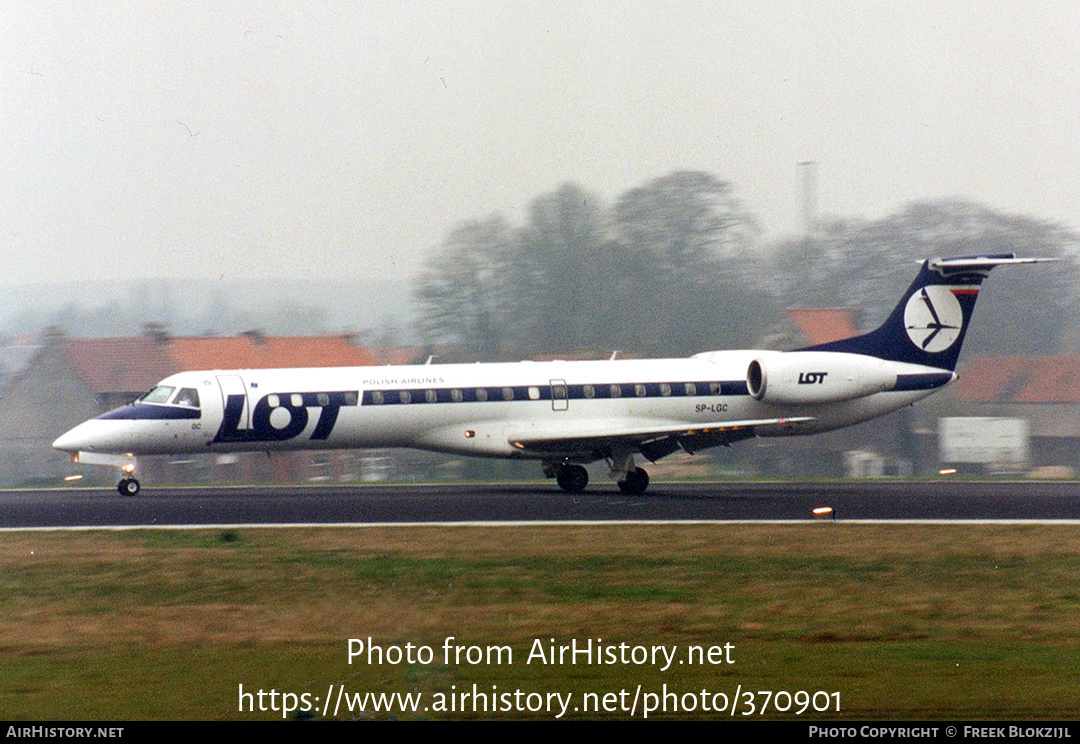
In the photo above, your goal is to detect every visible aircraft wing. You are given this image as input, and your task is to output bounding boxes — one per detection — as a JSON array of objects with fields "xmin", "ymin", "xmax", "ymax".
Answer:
[{"xmin": 507, "ymin": 416, "xmax": 815, "ymax": 461}]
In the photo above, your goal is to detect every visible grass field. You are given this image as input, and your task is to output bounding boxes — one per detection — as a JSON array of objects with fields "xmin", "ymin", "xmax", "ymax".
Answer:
[{"xmin": 2, "ymin": 524, "xmax": 1079, "ymax": 720}]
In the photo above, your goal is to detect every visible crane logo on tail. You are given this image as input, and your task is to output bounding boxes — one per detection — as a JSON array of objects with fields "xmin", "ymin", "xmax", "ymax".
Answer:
[{"xmin": 903, "ymin": 285, "xmax": 966, "ymax": 353}]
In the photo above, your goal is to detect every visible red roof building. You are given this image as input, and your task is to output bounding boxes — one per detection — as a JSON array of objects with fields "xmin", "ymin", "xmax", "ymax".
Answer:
[
  {"xmin": 169, "ymin": 334, "xmax": 379, "ymax": 372},
  {"xmin": 785, "ymin": 308, "xmax": 860, "ymax": 346},
  {"xmin": 760, "ymin": 307, "xmax": 860, "ymax": 350},
  {"xmin": 923, "ymin": 355, "xmax": 1080, "ymax": 468},
  {"xmin": 950, "ymin": 355, "xmax": 1080, "ymax": 406},
  {"xmin": 0, "ymin": 332, "xmax": 410, "ymax": 486}
]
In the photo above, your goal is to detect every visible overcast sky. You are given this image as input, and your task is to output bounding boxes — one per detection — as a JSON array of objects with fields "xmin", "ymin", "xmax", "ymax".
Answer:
[{"xmin": 3, "ymin": 1, "xmax": 1079, "ymax": 287}]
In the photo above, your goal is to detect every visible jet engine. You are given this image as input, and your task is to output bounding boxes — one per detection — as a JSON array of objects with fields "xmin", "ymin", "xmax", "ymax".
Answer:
[{"xmin": 746, "ymin": 351, "xmax": 897, "ymax": 405}]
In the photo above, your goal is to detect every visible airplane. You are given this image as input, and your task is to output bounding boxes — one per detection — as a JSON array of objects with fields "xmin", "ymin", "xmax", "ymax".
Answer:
[{"xmin": 53, "ymin": 253, "xmax": 1053, "ymax": 496}]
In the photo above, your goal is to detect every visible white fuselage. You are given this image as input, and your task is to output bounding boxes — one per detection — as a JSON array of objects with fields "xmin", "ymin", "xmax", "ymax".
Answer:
[{"xmin": 52, "ymin": 350, "xmax": 951, "ymax": 461}]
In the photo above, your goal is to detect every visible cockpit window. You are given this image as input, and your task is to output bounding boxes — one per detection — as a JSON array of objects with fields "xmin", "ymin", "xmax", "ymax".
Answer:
[
  {"xmin": 173, "ymin": 388, "xmax": 201, "ymax": 408},
  {"xmin": 140, "ymin": 386, "xmax": 175, "ymax": 404}
]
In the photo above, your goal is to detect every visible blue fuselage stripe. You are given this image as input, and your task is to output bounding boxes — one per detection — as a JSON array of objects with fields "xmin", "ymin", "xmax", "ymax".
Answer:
[{"xmin": 361, "ymin": 380, "xmax": 750, "ymax": 406}]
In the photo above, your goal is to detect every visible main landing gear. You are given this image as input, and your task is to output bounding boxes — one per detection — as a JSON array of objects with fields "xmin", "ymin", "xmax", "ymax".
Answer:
[
  {"xmin": 610, "ymin": 450, "xmax": 649, "ymax": 495},
  {"xmin": 555, "ymin": 464, "xmax": 589, "ymax": 493},
  {"xmin": 545, "ymin": 459, "xmax": 651, "ymax": 495},
  {"xmin": 616, "ymin": 467, "xmax": 649, "ymax": 495}
]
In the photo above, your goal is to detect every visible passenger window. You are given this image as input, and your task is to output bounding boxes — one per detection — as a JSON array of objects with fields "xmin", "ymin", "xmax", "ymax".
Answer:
[
  {"xmin": 635, "ymin": 384, "xmax": 646, "ymax": 397},
  {"xmin": 502, "ymin": 387, "xmax": 514, "ymax": 401},
  {"xmin": 476, "ymin": 388, "xmax": 488, "ymax": 402},
  {"xmin": 173, "ymin": 388, "xmax": 201, "ymax": 408},
  {"xmin": 399, "ymin": 390, "xmax": 412, "ymax": 404},
  {"xmin": 451, "ymin": 389, "xmax": 463, "ymax": 402},
  {"xmin": 610, "ymin": 384, "xmax": 622, "ymax": 398},
  {"xmin": 425, "ymin": 390, "xmax": 437, "ymax": 403},
  {"xmin": 685, "ymin": 382, "xmax": 697, "ymax": 396},
  {"xmin": 371, "ymin": 391, "xmax": 385, "ymax": 405}
]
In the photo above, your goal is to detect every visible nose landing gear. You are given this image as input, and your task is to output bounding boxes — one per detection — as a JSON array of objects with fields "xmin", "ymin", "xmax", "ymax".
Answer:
[{"xmin": 116, "ymin": 462, "xmax": 141, "ymax": 496}]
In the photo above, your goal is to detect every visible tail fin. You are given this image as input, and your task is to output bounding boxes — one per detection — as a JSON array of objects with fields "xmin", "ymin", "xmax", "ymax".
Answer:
[{"xmin": 801, "ymin": 254, "xmax": 1056, "ymax": 370}]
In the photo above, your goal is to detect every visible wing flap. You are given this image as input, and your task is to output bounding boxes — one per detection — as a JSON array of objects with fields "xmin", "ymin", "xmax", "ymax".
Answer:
[{"xmin": 507, "ymin": 416, "xmax": 815, "ymax": 457}]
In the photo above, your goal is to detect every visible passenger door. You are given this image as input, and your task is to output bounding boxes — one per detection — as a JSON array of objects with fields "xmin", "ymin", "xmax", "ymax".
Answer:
[{"xmin": 550, "ymin": 379, "xmax": 569, "ymax": 412}]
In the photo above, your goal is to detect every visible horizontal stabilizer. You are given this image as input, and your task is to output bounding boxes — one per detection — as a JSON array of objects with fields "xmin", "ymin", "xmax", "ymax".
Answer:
[{"xmin": 928, "ymin": 255, "xmax": 1058, "ymax": 274}]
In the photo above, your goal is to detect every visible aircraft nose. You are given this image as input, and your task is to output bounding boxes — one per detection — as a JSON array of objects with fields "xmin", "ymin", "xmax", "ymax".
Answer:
[{"xmin": 52, "ymin": 420, "xmax": 103, "ymax": 453}]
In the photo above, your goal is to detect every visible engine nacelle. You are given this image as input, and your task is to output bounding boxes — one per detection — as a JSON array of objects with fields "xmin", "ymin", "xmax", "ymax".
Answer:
[{"xmin": 746, "ymin": 351, "xmax": 897, "ymax": 405}]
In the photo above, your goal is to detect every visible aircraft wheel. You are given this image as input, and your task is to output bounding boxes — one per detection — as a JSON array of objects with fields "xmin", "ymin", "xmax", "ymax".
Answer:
[
  {"xmin": 118, "ymin": 478, "xmax": 141, "ymax": 497},
  {"xmin": 617, "ymin": 467, "xmax": 649, "ymax": 495},
  {"xmin": 556, "ymin": 465, "xmax": 589, "ymax": 493}
]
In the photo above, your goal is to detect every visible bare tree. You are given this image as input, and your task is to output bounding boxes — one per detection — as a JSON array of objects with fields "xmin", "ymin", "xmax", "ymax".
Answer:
[{"xmin": 413, "ymin": 215, "xmax": 522, "ymax": 359}]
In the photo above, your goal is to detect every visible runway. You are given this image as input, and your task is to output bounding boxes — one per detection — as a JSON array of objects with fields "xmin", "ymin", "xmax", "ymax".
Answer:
[{"xmin": 2, "ymin": 480, "xmax": 1080, "ymax": 529}]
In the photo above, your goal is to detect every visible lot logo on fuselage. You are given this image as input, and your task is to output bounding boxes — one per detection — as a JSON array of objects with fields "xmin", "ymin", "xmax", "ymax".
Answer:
[
  {"xmin": 903, "ymin": 286, "xmax": 964, "ymax": 353},
  {"xmin": 212, "ymin": 391, "xmax": 358, "ymax": 444}
]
